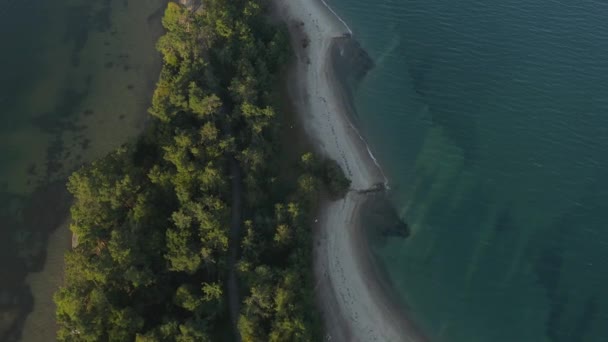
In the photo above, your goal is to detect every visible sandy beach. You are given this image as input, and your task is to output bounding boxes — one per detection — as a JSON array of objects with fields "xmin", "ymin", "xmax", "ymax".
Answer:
[{"xmin": 271, "ymin": 0, "xmax": 428, "ymax": 341}]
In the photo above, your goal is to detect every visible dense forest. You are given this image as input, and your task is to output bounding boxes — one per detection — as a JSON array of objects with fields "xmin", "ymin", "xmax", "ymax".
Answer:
[{"xmin": 54, "ymin": 1, "xmax": 349, "ymax": 341}]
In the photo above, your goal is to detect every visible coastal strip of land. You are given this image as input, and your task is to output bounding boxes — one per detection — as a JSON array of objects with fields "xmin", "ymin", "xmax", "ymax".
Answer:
[{"xmin": 271, "ymin": 0, "xmax": 429, "ymax": 340}]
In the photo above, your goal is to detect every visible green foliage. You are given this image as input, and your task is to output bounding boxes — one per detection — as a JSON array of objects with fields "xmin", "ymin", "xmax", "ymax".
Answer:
[
  {"xmin": 166, "ymin": 223, "xmax": 202, "ymax": 273},
  {"xmin": 202, "ymin": 282, "xmax": 223, "ymax": 302},
  {"xmin": 189, "ymin": 85, "xmax": 222, "ymax": 117},
  {"xmin": 175, "ymin": 284, "xmax": 203, "ymax": 311},
  {"xmin": 300, "ymin": 153, "xmax": 351, "ymax": 198},
  {"xmin": 319, "ymin": 158, "xmax": 351, "ymax": 198},
  {"xmin": 176, "ymin": 319, "xmax": 211, "ymax": 342},
  {"xmin": 56, "ymin": 1, "xmax": 323, "ymax": 341},
  {"xmin": 161, "ymin": 3, "xmax": 188, "ymax": 32}
]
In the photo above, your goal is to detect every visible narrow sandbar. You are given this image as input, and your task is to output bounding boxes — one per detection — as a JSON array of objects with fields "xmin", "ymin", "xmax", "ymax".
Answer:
[{"xmin": 271, "ymin": 0, "xmax": 429, "ymax": 340}]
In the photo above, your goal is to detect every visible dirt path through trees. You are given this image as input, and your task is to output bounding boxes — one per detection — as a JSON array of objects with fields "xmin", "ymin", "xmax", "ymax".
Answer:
[{"xmin": 227, "ymin": 157, "xmax": 243, "ymax": 342}]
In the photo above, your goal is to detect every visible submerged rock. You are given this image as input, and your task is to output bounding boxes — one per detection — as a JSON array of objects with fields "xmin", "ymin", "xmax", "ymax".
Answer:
[
  {"xmin": 361, "ymin": 194, "xmax": 410, "ymax": 239},
  {"xmin": 330, "ymin": 35, "xmax": 375, "ymax": 89}
]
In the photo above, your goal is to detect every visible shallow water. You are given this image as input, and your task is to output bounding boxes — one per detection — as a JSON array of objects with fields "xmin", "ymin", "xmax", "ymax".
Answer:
[
  {"xmin": 327, "ymin": 0, "xmax": 608, "ymax": 340},
  {"xmin": 0, "ymin": 0, "xmax": 165, "ymax": 340}
]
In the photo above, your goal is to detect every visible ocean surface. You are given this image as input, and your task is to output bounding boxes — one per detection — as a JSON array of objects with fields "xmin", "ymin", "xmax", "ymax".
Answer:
[
  {"xmin": 327, "ymin": 0, "xmax": 608, "ymax": 341},
  {"xmin": 0, "ymin": 0, "xmax": 165, "ymax": 340}
]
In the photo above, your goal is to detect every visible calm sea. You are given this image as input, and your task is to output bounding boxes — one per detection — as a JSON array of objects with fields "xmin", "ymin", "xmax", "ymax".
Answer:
[
  {"xmin": 0, "ymin": 0, "xmax": 165, "ymax": 340},
  {"xmin": 328, "ymin": 0, "xmax": 608, "ymax": 341}
]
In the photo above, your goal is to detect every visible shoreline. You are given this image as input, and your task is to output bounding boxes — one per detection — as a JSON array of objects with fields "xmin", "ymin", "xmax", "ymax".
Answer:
[
  {"xmin": 271, "ymin": 0, "xmax": 427, "ymax": 340},
  {"xmin": 8, "ymin": 2, "xmax": 169, "ymax": 340},
  {"xmin": 319, "ymin": 0, "xmax": 353, "ymax": 35},
  {"xmin": 328, "ymin": 37, "xmax": 391, "ymax": 190}
]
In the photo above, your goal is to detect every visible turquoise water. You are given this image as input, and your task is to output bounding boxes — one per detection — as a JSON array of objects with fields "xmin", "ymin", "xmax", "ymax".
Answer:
[
  {"xmin": 328, "ymin": 0, "xmax": 608, "ymax": 341},
  {"xmin": 0, "ymin": 0, "xmax": 165, "ymax": 339}
]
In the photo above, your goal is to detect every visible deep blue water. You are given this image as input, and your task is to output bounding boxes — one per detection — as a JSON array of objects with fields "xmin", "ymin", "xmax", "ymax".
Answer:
[{"xmin": 328, "ymin": 0, "xmax": 608, "ymax": 340}]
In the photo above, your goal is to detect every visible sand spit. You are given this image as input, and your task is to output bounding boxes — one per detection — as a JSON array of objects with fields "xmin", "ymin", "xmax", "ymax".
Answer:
[{"xmin": 271, "ymin": 0, "xmax": 429, "ymax": 341}]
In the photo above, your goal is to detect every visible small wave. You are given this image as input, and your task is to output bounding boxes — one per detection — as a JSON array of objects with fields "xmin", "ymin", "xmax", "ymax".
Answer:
[
  {"xmin": 315, "ymin": 0, "xmax": 390, "ymax": 189},
  {"xmin": 365, "ymin": 144, "xmax": 391, "ymax": 189},
  {"xmin": 319, "ymin": 0, "xmax": 353, "ymax": 35},
  {"xmin": 342, "ymin": 114, "xmax": 391, "ymax": 190}
]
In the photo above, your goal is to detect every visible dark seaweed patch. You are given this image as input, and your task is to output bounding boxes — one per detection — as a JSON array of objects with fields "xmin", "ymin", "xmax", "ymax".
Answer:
[
  {"xmin": 45, "ymin": 137, "xmax": 64, "ymax": 178},
  {"xmin": 64, "ymin": 5, "xmax": 92, "ymax": 67},
  {"xmin": 535, "ymin": 247, "xmax": 563, "ymax": 300},
  {"xmin": 93, "ymin": 0, "xmax": 112, "ymax": 32},
  {"xmin": 80, "ymin": 138, "xmax": 91, "ymax": 150},
  {"xmin": 31, "ymin": 88, "xmax": 88, "ymax": 135},
  {"xmin": 26, "ymin": 164, "xmax": 37, "ymax": 176},
  {"xmin": 494, "ymin": 209, "xmax": 514, "ymax": 233},
  {"xmin": 0, "ymin": 181, "xmax": 71, "ymax": 341},
  {"xmin": 29, "ymin": 85, "xmax": 89, "ymax": 178},
  {"xmin": 570, "ymin": 296, "xmax": 598, "ymax": 342},
  {"xmin": 361, "ymin": 194, "xmax": 410, "ymax": 244}
]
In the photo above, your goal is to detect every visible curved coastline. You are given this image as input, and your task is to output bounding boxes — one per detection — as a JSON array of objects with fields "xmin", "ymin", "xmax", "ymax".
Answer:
[{"xmin": 271, "ymin": 0, "xmax": 427, "ymax": 340}]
